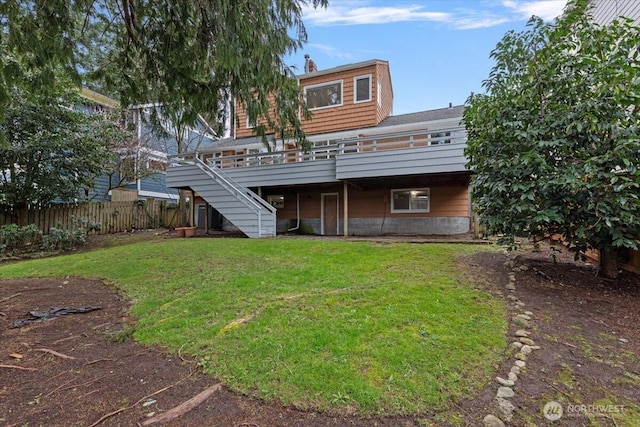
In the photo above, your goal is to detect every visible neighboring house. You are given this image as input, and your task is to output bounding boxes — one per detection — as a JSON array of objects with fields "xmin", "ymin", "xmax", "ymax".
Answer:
[
  {"xmin": 585, "ymin": 0, "xmax": 640, "ymax": 273},
  {"xmin": 588, "ymin": 0, "xmax": 640, "ymax": 24},
  {"xmin": 167, "ymin": 58, "xmax": 471, "ymax": 238},
  {"xmin": 79, "ymin": 88, "xmax": 217, "ymax": 202}
]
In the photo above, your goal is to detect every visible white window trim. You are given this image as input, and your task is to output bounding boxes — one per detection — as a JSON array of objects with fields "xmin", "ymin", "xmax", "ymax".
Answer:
[
  {"xmin": 390, "ymin": 188, "xmax": 430, "ymax": 213},
  {"xmin": 354, "ymin": 74, "xmax": 372, "ymax": 104},
  {"xmin": 304, "ymin": 79, "xmax": 343, "ymax": 110},
  {"xmin": 377, "ymin": 81, "xmax": 382, "ymax": 107},
  {"xmin": 246, "ymin": 115, "xmax": 255, "ymax": 129}
]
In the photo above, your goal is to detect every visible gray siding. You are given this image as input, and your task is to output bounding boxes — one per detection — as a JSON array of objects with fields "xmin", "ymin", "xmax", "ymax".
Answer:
[
  {"xmin": 590, "ymin": 0, "xmax": 640, "ymax": 24},
  {"xmin": 335, "ymin": 143, "xmax": 467, "ymax": 180},
  {"xmin": 223, "ymin": 159, "xmax": 338, "ymax": 188}
]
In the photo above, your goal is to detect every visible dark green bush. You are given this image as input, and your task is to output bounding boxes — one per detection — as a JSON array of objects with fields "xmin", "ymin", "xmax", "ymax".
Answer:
[{"xmin": 0, "ymin": 224, "xmax": 42, "ymax": 253}]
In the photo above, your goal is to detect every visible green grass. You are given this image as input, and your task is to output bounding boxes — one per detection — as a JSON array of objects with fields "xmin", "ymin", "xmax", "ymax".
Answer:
[{"xmin": 0, "ymin": 238, "xmax": 506, "ymax": 415}]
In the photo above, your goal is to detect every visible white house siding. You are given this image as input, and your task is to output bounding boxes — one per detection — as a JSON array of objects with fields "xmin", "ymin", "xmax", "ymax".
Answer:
[{"xmin": 589, "ymin": 0, "xmax": 640, "ymax": 24}]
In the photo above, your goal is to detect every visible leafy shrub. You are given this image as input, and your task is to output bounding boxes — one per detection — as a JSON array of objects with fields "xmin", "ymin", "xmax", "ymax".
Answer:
[
  {"xmin": 70, "ymin": 215, "xmax": 101, "ymax": 234},
  {"xmin": 41, "ymin": 227, "xmax": 86, "ymax": 251},
  {"xmin": 0, "ymin": 224, "xmax": 43, "ymax": 253}
]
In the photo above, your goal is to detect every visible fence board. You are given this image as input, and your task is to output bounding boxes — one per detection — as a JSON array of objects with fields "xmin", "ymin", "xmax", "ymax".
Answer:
[{"xmin": 0, "ymin": 200, "xmax": 172, "ymax": 235}]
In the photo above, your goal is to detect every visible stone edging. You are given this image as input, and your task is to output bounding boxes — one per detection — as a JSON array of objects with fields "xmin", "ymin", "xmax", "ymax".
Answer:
[{"xmin": 483, "ymin": 258, "xmax": 539, "ymax": 427}]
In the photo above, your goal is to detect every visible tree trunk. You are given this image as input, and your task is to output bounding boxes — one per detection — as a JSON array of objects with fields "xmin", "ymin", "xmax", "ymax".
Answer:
[{"xmin": 598, "ymin": 243, "xmax": 619, "ymax": 279}]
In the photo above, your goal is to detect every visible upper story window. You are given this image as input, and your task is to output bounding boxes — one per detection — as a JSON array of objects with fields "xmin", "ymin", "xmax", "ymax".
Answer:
[
  {"xmin": 246, "ymin": 115, "xmax": 255, "ymax": 129},
  {"xmin": 305, "ymin": 80, "xmax": 343, "ymax": 110},
  {"xmin": 354, "ymin": 75, "xmax": 372, "ymax": 103}
]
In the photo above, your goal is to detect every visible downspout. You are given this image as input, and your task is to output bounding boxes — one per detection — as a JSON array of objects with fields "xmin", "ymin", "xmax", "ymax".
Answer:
[
  {"xmin": 136, "ymin": 109, "xmax": 142, "ymax": 196},
  {"xmin": 288, "ymin": 193, "xmax": 301, "ymax": 232}
]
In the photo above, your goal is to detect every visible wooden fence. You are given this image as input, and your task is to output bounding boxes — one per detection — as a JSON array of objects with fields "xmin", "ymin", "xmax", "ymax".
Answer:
[{"xmin": 0, "ymin": 200, "xmax": 178, "ymax": 235}]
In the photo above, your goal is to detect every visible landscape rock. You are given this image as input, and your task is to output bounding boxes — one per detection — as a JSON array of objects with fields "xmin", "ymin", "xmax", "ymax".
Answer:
[
  {"xmin": 519, "ymin": 337, "xmax": 535, "ymax": 346},
  {"xmin": 508, "ymin": 372, "xmax": 518, "ymax": 382},
  {"xmin": 510, "ymin": 365, "xmax": 521, "ymax": 374},
  {"xmin": 515, "ymin": 352, "xmax": 527, "ymax": 361},
  {"xmin": 516, "ymin": 314, "xmax": 532, "ymax": 321},
  {"xmin": 512, "ymin": 317, "xmax": 530, "ymax": 328},
  {"xmin": 619, "ymin": 338, "xmax": 629, "ymax": 343},
  {"xmin": 515, "ymin": 360, "xmax": 526, "ymax": 368},
  {"xmin": 483, "ymin": 414, "xmax": 505, "ymax": 427},
  {"xmin": 496, "ymin": 387, "xmax": 515, "ymax": 398},
  {"xmin": 506, "ymin": 283, "xmax": 516, "ymax": 291},
  {"xmin": 496, "ymin": 377, "xmax": 515, "ymax": 387},
  {"xmin": 524, "ymin": 311, "xmax": 533, "ymax": 316},
  {"xmin": 514, "ymin": 329, "xmax": 530, "ymax": 337},
  {"xmin": 521, "ymin": 345, "xmax": 532, "ymax": 354},
  {"xmin": 496, "ymin": 397, "xmax": 516, "ymax": 421}
]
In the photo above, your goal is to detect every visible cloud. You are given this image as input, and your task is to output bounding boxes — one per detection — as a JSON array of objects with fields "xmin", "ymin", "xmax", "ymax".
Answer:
[
  {"xmin": 502, "ymin": 0, "xmax": 568, "ymax": 21},
  {"xmin": 307, "ymin": 43, "xmax": 355, "ymax": 60},
  {"xmin": 303, "ymin": 5, "xmax": 450, "ymax": 26},
  {"xmin": 302, "ymin": 0, "xmax": 567, "ymax": 29}
]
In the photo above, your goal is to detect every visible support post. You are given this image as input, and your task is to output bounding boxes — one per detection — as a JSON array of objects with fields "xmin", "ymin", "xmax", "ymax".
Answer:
[
  {"xmin": 343, "ymin": 181, "xmax": 348, "ymax": 237},
  {"xmin": 190, "ymin": 190, "xmax": 195, "ymax": 227},
  {"xmin": 204, "ymin": 201, "xmax": 209, "ymax": 234}
]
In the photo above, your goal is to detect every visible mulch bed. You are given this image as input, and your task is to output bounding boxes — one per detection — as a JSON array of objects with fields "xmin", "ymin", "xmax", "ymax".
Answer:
[{"xmin": 1, "ymin": 235, "xmax": 638, "ymax": 426}]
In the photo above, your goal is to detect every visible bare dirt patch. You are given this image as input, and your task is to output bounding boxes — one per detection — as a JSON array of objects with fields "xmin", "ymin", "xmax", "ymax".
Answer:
[{"xmin": 1, "ymin": 234, "xmax": 638, "ymax": 426}]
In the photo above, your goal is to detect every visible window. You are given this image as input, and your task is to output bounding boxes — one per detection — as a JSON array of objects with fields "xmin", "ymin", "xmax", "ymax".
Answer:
[
  {"xmin": 430, "ymin": 132, "xmax": 452, "ymax": 145},
  {"xmin": 268, "ymin": 195, "xmax": 285, "ymax": 209},
  {"xmin": 246, "ymin": 115, "xmax": 255, "ymax": 129},
  {"xmin": 305, "ymin": 80, "xmax": 343, "ymax": 110},
  {"xmin": 377, "ymin": 81, "xmax": 382, "ymax": 107},
  {"xmin": 354, "ymin": 75, "xmax": 372, "ymax": 103},
  {"xmin": 391, "ymin": 188, "xmax": 430, "ymax": 213},
  {"xmin": 120, "ymin": 157, "xmax": 136, "ymax": 183}
]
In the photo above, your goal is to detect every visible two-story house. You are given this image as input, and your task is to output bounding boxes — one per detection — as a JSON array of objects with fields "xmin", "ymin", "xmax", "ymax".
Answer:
[
  {"xmin": 166, "ymin": 58, "xmax": 470, "ymax": 238},
  {"xmin": 80, "ymin": 88, "xmax": 217, "ymax": 202}
]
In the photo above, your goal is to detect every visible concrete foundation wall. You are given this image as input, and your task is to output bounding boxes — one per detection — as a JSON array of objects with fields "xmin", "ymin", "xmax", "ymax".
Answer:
[{"xmin": 275, "ymin": 217, "xmax": 469, "ymax": 236}]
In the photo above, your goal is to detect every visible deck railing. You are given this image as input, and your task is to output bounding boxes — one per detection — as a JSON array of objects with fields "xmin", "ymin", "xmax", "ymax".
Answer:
[{"xmin": 168, "ymin": 126, "xmax": 467, "ymax": 170}]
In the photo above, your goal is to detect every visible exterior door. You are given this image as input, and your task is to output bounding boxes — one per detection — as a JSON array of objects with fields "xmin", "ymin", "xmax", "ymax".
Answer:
[{"xmin": 321, "ymin": 193, "xmax": 339, "ymax": 235}]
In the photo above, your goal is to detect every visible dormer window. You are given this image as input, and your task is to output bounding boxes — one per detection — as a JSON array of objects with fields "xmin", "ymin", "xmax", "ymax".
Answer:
[
  {"xmin": 305, "ymin": 80, "xmax": 343, "ymax": 110},
  {"xmin": 354, "ymin": 75, "xmax": 372, "ymax": 103}
]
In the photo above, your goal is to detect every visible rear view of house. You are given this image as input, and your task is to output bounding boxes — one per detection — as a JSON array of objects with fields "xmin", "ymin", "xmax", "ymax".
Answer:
[{"xmin": 167, "ymin": 59, "xmax": 471, "ymax": 237}]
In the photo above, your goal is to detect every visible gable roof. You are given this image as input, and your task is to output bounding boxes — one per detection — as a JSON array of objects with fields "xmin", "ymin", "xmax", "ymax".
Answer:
[{"xmin": 298, "ymin": 59, "xmax": 388, "ymax": 80}]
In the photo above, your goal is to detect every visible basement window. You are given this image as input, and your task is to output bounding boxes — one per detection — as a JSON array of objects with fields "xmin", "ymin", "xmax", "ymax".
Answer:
[
  {"xmin": 391, "ymin": 188, "xmax": 430, "ymax": 213},
  {"xmin": 305, "ymin": 80, "xmax": 343, "ymax": 110},
  {"xmin": 268, "ymin": 195, "xmax": 285, "ymax": 209}
]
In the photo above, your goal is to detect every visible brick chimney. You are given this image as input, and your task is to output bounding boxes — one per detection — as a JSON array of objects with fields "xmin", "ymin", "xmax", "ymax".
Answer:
[{"xmin": 304, "ymin": 54, "xmax": 317, "ymax": 73}]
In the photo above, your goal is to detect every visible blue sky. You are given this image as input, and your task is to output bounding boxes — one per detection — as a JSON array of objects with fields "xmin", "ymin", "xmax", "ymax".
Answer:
[{"xmin": 287, "ymin": 0, "xmax": 568, "ymax": 115}]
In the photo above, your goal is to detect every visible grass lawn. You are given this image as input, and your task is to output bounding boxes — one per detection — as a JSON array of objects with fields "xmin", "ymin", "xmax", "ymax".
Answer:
[{"xmin": 0, "ymin": 238, "xmax": 506, "ymax": 415}]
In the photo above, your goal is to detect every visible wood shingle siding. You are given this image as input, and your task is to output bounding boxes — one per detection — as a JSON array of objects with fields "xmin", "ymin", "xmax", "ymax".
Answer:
[{"xmin": 234, "ymin": 60, "xmax": 393, "ymax": 138}]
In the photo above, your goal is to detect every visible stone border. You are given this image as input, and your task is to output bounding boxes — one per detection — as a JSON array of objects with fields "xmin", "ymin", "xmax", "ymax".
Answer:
[{"xmin": 483, "ymin": 258, "xmax": 540, "ymax": 427}]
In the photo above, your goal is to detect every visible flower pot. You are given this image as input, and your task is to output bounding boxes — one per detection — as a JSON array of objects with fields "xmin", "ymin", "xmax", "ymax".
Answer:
[
  {"xmin": 175, "ymin": 227, "xmax": 186, "ymax": 237},
  {"xmin": 184, "ymin": 226, "xmax": 197, "ymax": 237}
]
